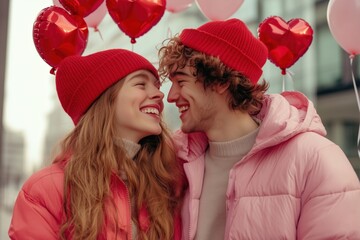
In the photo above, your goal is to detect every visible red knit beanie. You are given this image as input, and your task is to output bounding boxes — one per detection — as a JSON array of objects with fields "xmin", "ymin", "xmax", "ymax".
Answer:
[
  {"xmin": 180, "ymin": 18, "xmax": 268, "ymax": 84},
  {"xmin": 55, "ymin": 49, "xmax": 159, "ymax": 125}
]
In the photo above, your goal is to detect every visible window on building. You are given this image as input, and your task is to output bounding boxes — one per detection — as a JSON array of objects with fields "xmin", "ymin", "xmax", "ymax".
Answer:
[
  {"xmin": 343, "ymin": 121, "xmax": 359, "ymax": 158},
  {"xmin": 316, "ymin": 27, "xmax": 342, "ymax": 89},
  {"xmin": 315, "ymin": 1, "xmax": 342, "ymax": 89}
]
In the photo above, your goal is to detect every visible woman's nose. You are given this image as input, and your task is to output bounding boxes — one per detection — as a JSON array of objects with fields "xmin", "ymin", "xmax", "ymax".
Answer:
[{"xmin": 150, "ymin": 86, "xmax": 164, "ymax": 100}]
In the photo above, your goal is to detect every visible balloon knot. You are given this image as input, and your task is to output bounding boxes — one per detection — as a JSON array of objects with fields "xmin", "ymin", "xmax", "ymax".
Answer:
[
  {"xmin": 281, "ymin": 68, "xmax": 286, "ymax": 75},
  {"xmin": 50, "ymin": 67, "xmax": 56, "ymax": 75},
  {"xmin": 131, "ymin": 38, "xmax": 136, "ymax": 44}
]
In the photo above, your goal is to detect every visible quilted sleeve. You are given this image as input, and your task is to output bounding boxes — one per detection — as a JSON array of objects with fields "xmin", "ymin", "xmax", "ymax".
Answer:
[
  {"xmin": 297, "ymin": 144, "xmax": 360, "ymax": 239},
  {"xmin": 8, "ymin": 167, "xmax": 64, "ymax": 240}
]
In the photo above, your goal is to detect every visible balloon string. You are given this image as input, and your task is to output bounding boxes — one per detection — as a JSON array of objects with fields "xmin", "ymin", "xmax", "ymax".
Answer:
[
  {"xmin": 282, "ymin": 75, "xmax": 285, "ymax": 92},
  {"xmin": 281, "ymin": 68, "xmax": 286, "ymax": 92},
  {"xmin": 94, "ymin": 28, "xmax": 103, "ymax": 41},
  {"xmin": 358, "ymin": 125, "xmax": 360, "ymax": 161},
  {"xmin": 167, "ymin": 27, "xmax": 173, "ymax": 38},
  {"xmin": 349, "ymin": 55, "xmax": 360, "ymax": 159},
  {"xmin": 281, "ymin": 69, "xmax": 295, "ymax": 92},
  {"xmin": 349, "ymin": 56, "xmax": 360, "ymax": 112},
  {"xmin": 166, "ymin": 12, "xmax": 174, "ymax": 38}
]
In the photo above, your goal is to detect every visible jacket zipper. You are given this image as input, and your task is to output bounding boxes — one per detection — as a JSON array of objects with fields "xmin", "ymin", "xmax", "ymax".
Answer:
[
  {"xmin": 119, "ymin": 177, "xmax": 132, "ymax": 240},
  {"xmin": 188, "ymin": 204, "xmax": 192, "ymax": 240},
  {"xmin": 125, "ymin": 183, "xmax": 132, "ymax": 240}
]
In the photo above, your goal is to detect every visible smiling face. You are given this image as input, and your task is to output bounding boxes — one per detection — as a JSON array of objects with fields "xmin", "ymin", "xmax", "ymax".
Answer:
[
  {"xmin": 114, "ymin": 69, "xmax": 164, "ymax": 142},
  {"xmin": 167, "ymin": 65, "xmax": 218, "ymax": 133}
]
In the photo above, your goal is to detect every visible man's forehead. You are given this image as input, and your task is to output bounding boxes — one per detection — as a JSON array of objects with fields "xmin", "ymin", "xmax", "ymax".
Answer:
[
  {"xmin": 170, "ymin": 70, "xmax": 187, "ymax": 78},
  {"xmin": 170, "ymin": 66, "xmax": 193, "ymax": 77}
]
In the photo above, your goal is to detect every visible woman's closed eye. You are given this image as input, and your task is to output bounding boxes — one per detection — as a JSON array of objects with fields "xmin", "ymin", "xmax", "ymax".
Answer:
[{"xmin": 135, "ymin": 82, "xmax": 146, "ymax": 87}]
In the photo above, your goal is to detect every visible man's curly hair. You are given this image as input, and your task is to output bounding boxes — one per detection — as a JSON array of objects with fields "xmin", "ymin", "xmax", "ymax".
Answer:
[{"xmin": 158, "ymin": 36, "xmax": 269, "ymax": 115}]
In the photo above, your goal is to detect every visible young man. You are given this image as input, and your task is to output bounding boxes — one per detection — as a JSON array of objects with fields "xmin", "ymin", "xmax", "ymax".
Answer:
[{"xmin": 158, "ymin": 18, "xmax": 360, "ymax": 240}]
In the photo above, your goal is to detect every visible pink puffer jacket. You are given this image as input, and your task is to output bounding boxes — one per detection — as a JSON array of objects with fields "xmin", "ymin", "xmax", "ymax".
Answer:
[
  {"xmin": 8, "ymin": 162, "xmax": 182, "ymax": 239},
  {"xmin": 174, "ymin": 91, "xmax": 360, "ymax": 240}
]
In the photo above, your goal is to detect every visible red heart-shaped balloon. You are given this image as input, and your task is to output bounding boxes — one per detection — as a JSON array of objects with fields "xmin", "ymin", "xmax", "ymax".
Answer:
[
  {"xmin": 59, "ymin": 0, "xmax": 104, "ymax": 17},
  {"xmin": 258, "ymin": 16, "xmax": 313, "ymax": 73},
  {"xmin": 106, "ymin": 0, "xmax": 166, "ymax": 43},
  {"xmin": 33, "ymin": 6, "xmax": 89, "ymax": 72}
]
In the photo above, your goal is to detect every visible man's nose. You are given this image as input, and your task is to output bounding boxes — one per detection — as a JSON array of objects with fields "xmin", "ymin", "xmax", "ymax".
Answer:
[{"xmin": 167, "ymin": 84, "xmax": 179, "ymax": 103}]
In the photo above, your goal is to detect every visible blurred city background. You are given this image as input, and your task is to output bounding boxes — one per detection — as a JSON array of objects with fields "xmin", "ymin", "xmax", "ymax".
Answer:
[{"xmin": 1, "ymin": 0, "xmax": 359, "ymax": 238}]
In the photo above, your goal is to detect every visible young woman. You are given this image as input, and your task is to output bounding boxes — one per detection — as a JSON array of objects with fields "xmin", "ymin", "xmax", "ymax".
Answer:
[{"xmin": 8, "ymin": 49, "xmax": 185, "ymax": 240}]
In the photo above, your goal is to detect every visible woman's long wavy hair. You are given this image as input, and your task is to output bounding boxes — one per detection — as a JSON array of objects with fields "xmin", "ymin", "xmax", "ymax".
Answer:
[
  {"xmin": 54, "ymin": 79, "xmax": 185, "ymax": 240},
  {"xmin": 158, "ymin": 36, "xmax": 269, "ymax": 115}
]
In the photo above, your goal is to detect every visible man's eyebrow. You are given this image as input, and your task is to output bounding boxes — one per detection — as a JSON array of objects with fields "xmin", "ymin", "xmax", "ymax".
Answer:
[{"xmin": 170, "ymin": 71, "xmax": 191, "ymax": 78}]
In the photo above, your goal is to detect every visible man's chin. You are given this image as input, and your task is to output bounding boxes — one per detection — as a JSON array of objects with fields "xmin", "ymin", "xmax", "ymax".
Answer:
[{"xmin": 180, "ymin": 124, "xmax": 193, "ymax": 133}]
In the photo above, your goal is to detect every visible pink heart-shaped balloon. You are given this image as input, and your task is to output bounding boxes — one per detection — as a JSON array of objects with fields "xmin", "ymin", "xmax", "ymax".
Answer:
[
  {"xmin": 258, "ymin": 16, "xmax": 313, "ymax": 72},
  {"xmin": 166, "ymin": 0, "xmax": 194, "ymax": 13},
  {"xmin": 195, "ymin": 0, "xmax": 244, "ymax": 21},
  {"xmin": 106, "ymin": 0, "xmax": 166, "ymax": 43}
]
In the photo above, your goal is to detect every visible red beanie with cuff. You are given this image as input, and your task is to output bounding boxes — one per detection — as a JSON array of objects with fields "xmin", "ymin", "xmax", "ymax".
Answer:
[
  {"xmin": 179, "ymin": 18, "xmax": 268, "ymax": 84},
  {"xmin": 55, "ymin": 49, "xmax": 159, "ymax": 125}
]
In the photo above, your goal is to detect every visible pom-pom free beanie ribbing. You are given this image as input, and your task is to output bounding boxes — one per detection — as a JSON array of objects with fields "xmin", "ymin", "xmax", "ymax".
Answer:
[
  {"xmin": 180, "ymin": 18, "xmax": 268, "ymax": 84},
  {"xmin": 55, "ymin": 49, "xmax": 158, "ymax": 125}
]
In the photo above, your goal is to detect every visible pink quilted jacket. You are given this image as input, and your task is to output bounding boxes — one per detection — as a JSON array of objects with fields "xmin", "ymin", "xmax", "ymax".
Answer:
[{"xmin": 173, "ymin": 91, "xmax": 360, "ymax": 240}]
